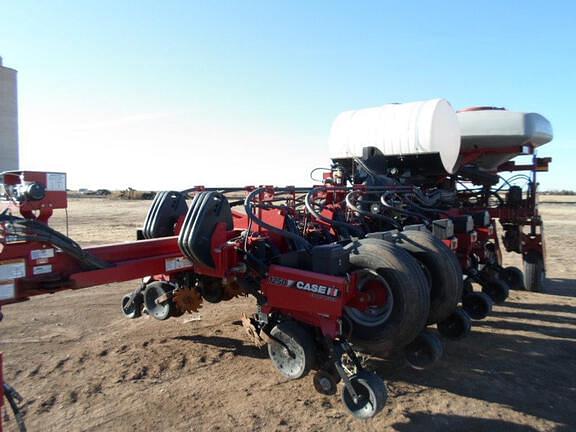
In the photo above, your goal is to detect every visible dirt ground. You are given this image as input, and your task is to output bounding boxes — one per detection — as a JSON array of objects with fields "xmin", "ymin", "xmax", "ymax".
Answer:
[{"xmin": 1, "ymin": 197, "xmax": 575, "ymax": 432}]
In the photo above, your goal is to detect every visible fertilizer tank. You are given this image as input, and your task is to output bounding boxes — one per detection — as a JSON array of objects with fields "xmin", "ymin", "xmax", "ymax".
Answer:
[
  {"xmin": 457, "ymin": 108, "xmax": 553, "ymax": 171},
  {"xmin": 329, "ymin": 99, "xmax": 461, "ymax": 175}
]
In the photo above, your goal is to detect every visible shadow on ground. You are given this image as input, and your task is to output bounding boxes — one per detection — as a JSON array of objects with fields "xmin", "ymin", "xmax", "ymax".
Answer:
[
  {"xmin": 391, "ymin": 412, "xmax": 542, "ymax": 432},
  {"xmin": 369, "ymin": 299, "xmax": 576, "ymax": 429},
  {"xmin": 174, "ymin": 334, "xmax": 267, "ymax": 359},
  {"xmin": 543, "ymin": 278, "xmax": 576, "ymax": 297}
]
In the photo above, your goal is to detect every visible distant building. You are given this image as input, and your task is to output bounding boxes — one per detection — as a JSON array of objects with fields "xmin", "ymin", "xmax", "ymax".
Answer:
[{"xmin": 0, "ymin": 56, "xmax": 19, "ymax": 172}]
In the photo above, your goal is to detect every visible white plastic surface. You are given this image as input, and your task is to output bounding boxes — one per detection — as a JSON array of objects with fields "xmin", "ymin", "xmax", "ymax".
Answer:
[
  {"xmin": 458, "ymin": 110, "xmax": 553, "ymax": 149},
  {"xmin": 329, "ymin": 99, "xmax": 461, "ymax": 173},
  {"xmin": 458, "ymin": 109, "xmax": 553, "ymax": 170}
]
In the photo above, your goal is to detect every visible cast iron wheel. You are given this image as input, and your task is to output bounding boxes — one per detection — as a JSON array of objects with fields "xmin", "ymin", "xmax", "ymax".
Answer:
[
  {"xmin": 500, "ymin": 266, "xmax": 525, "ymax": 290},
  {"xmin": 344, "ymin": 239, "xmax": 430, "ymax": 355},
  {"xmin": 121, "ymin": 293, "xmax": 143, "ymax": 319},
  {"xmin": 524, "ymin": 252, "xmax": 545, "ymax": 292},
  {"xmin": 404, "ymin": 330, "xmax": 444, "ymax": 370},
  {"xmin": 394, "ymin": 230, "xmax": 463, "ymax": 325},
  {"xmin": 341, "ymin": 371, "xmax": 387, "ymax": 419},
  {"xmin": 481, "ymin": 278, "xmax": 510, "ymax": 305},
  {"xmin": 313, "ymin": 370, "xmax": 339, "ymax": 396},
  {"xmin": 462, "ymin": 292, "xmax": 493, "ymax": 320},
  {"xmin": 268, "ymin": 321, "xmax": 315, "ymax": 380},
  {"xmin": 143, "ymin": 281, "xmax": 174, "ymax": 321},
  {"xmin": 437, "ymin": 308, "xmax": 471, "ymax": 340}
]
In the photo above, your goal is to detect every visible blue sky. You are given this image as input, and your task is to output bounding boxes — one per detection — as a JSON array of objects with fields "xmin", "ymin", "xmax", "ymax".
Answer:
[{"xmin": 1, "ymin": 1, "xmax": 574, "ymax": 190}]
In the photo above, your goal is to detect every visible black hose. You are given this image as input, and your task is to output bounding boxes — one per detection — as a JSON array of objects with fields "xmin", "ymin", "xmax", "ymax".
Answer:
[
  {"xmin": 244, "ymin": 188, "xmax": 311, "ymax": 251},
  {"xmin": 0, "ymin": 214, "xmax": 112, "ymax": 270},
  {"xmin": 345, "ymin": 191, "xmax": 402, "ymax": 229},
  {"xmin": 3, "ymin": 382, "xmax": 27, "ymax": 432},
  {"xmin": 304, "ymin": 188, "xmax": 358, "ymax": 232},
  {"xmin": 380, "ymin": 191, "xmax": 431, "ymax": 224}
]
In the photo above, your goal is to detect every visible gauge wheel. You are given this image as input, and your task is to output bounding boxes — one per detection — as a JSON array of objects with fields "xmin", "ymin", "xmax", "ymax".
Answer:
[
  {"xmin": 121, "ymin": 293, "xmax": 143, "ymax": 319},
  {"xmin": 404, "ymin": 330, "xmax": 444, "ymax": 370},
  {"xmin": 481, "ymin": 278, "xmax": 510, "ymax": 305},
  {"xmin": 437, "ymin": 308, "xmax": 472, "ymax": 340},
  {"xmin": 524, "ymin": 252, "xmax": 545, "ymax": 292},
  {"xmin": 462, "ymin": 292, "xmax": 493, "ymax": 320},
  {"xmin": 267, "ymin": 321, "xmax": 315, "ymax": 380},
  {"xmin": 500, "ymin": 266, "xmax": 525, "ymax": 290},
  {"xmin": 143, "ymin": 281, "xmax": 174, "ymax": 321},
  {"xmin": 341, "ymin": 371, "xmax": 387, "ymax": 419}
]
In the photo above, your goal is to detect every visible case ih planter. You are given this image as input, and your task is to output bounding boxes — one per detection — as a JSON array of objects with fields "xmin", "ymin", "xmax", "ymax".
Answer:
[{"xmin": 0, "ymin": 100, "xmax": 552, "ymax": 428}]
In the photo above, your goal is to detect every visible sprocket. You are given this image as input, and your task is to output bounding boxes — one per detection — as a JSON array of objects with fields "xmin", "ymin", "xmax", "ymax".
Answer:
[{"xmin": 173, "ymin": 287, "xmax": 203, "ymax": 313}]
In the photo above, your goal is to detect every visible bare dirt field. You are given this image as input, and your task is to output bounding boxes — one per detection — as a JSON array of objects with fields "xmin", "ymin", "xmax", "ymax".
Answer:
[{"xmin": 1, "ymin": 197, "xmax": 575, "ymax": 432}]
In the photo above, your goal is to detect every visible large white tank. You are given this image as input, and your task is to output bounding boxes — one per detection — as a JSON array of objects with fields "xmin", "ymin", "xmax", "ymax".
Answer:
[
  {"xmin": 457, "ymin": 108, "xmax": 553, "ymax": 170},
  {"xmin": 0, "ymin": 57, "xmax": 19, "ymax": 172},
  {"xmin": 329, "ymin": 99, "xmax": 461, "ymax": 174}
]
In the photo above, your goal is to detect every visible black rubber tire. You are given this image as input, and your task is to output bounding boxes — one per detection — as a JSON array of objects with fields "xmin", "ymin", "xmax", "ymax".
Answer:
[
  {"xmin": 500, "ymin": 266, "xmax": 525, "ymax": 290},
  {"xmin": 437, "ymin": 308, "xmax": 472, "ymax": 340},
  {"xmin": 394, "ymin": 230, "xmax": 463, "ymax": 325},
  {"xmin": 524, "ymin": 252, "xmax": 545, "ymax": 292},
  {"xmin": 268, "ymin": 321, "xmax": 315, "ymax": 380},
  {"xmin": 481, "ymin": 278, "xmax": 510, "ymax": 305},
  {"xmin": 341, "ymin": 371, "xmax": 387, "ymax": 420},
  {"xmin": 404, "ymin": 330, "xmax": 444, "ymax": 370},
  {"xmin": 462, "ymin": 292, "xmax": 493, "ymax": 320},
  {"xmin": 345, "ymin": 239, "xmax": 430, "ymax": 355},
  {"xmin": 121, "ymin": 293, "xmax": 143, "ymax": 319}
]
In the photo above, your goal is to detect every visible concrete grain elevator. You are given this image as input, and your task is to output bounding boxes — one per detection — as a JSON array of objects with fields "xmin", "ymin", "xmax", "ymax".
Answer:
[{"xmin": 0, "ymin": 57, "xmax": 19, "ymax": 172}]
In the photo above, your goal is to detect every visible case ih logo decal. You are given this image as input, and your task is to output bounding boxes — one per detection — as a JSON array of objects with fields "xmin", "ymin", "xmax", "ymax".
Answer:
[{"xmin": 268, "ymin": 276, "xmax": 340, "ymax": 298}]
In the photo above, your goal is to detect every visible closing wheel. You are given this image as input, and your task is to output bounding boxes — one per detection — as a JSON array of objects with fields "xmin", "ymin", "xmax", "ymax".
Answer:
[
  {"xmin": 268, "ymin": 321, "xmax": 315, "ymax": 380},
  {"xmin": 313, "ymin": 370, "xmax": 339, "ymax": 396},
  {"xmin": 462, "ymin": 292, "xmax": 493, "ymax": 320},
  {"xmin": 143, "ymin": 281, "xmax": 174, "ymax": 321},
  {"xmin": 344, "ymin": 239, "xmax": 430, "ymax": 355},
  {"xmin": 500, "ymin": 266, "xmax": 525, "ymax": 290},
  {"xmin": 121, "ymin": 293, "xmax": 143, "ymax": 319},
  {"xmin": 437, "ymin": 308, "xmax": 471, "ymax": 340},
  {"xmin": 481, "ymin": 278, "xmax": 510, "ymax": 305},
  {"xmin": 524, "ymin": 252, "xmax": 545, "ymax": 292},
  {"xmin": 341, "ymin": 371, "xmax": 387, "ymax": 420},
  {"xmin": 404, "ymin": 330, "xmax": 444, "ymax": 370}
]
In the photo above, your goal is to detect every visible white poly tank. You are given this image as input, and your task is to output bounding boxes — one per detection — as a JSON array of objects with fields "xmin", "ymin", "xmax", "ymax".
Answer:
[
  {"xmin": 0, "ymin": 56, "xmax": 19, "ymax": 172},
  {"xmin": 329, "ymin": 99, "xmax": 461, "ymax": 174},
  {"xmin": 457, "ymin": 109, "xmax": 553, "ymax": 170}
]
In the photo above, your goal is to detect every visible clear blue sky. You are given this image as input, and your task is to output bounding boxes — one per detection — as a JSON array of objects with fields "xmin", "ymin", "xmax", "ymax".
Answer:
[{"xmin": 1, "ymin": 1, "xmax": 574, "ymax": 190}]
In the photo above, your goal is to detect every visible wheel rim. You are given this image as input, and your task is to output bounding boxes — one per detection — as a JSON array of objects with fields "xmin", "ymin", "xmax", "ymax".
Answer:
[
  {"xmin": 268, "ymin": 333, "xmax": 306, "ymax": 379},
  {"xmin": 144, "ymin": 283, "xmax": 171, "ymax": 320},
  {"xmin": 345, "ymin": 269, "xmax": 394, "ymax": 327},
  {"xmin": 121, "ymin": 295, "xmax": 138, "ymax": 318},
  {"xmin": 313, "ymin": 371, "xmax": 337, "ymax": 395},
  {"xmin": 342, "ymin": 380, "xmax": 376, "ymax": 418}
]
